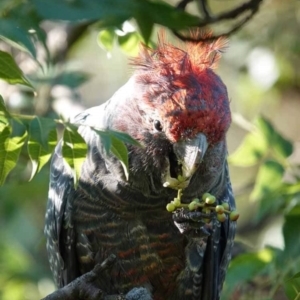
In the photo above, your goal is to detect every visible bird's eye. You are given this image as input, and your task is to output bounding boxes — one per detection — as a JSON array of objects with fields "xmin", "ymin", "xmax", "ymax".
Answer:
[{"xmin": 153, "ymin": 120, "xmax": 163, "ymax": 132}]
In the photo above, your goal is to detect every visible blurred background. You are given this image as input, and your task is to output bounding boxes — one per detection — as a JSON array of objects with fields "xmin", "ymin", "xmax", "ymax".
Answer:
[{"xmin": 0, "ymin": 0, "xmax": 299, "ymax": 299}]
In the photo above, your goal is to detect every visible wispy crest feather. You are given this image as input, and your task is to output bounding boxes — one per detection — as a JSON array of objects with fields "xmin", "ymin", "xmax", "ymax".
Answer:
[{"xmin": 132, "ymin": 31, "xmax": 228, "ymax": 75}]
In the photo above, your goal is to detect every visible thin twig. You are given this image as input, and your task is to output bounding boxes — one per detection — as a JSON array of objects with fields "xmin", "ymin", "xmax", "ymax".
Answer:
[
  {"xmin": 173, "ymin": 0, "xmax": 264, "ymax": 42},
  {"xmin": 199, "ymin": 0, "xmax": 211, "ymax": 19}
]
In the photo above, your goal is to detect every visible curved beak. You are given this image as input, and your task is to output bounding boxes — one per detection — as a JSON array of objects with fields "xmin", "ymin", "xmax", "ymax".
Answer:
[{"xmin": 173, "ymin": 133, "xmax": 208, "ymax": 178}]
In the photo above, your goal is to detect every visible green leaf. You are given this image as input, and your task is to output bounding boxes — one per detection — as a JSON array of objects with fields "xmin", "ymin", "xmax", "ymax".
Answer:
[
  {"xmin": 28, "ymin": 117, "xmax": 57, "ymax": 150},
  {"xmin": 94, "ymin": 129, "xmax": 141, "ymax": 153},
  {"xmin": 284, "ymin": 268, "xmax": 300, "ymax": 299},
  {"xmin": 93, "ymin": 129, "xmax": 140, "ymax": 179},
  {"xmin": 32, "ymin": 0, "xmax": 198, "ymax": 30},
  {"xmin": 289, "ymin": 272, "xmax": 300, "ymax": 280},
  {"xmin": 32, "ymin": 0, "xmax": 131, "ymax": 22},
  {"xmin": 110, "ymin": 135, "xmax": 129, "ymax": 180},
  {"xmin": 222, "ymin": 249, "xmax": 272, "ymax": 298},
  {"xmin": 283, "ymin": 279, "xmax": 300, "ymax": 300},
  {"xmin": 0, "ymin": 2, "xmax": 50, "ymax": 60},
  {"xmin": 28, "ymin": 130, "xmax": 56, "ymax": 181},
  {"xmin": 0, "ymin": 95, "xmax": 10, "ymax": 115},
  {"xmin": 282, "ymin": 206, "xmax": 300, "ymax": 258},
  {"xmin": 0, "ymin": 50, "xmax": 33, "ymax": 88},
  {"xmin": 27, "ymin": 117, "xmax": 57, "ymax": 180},
  {"xmin": 94, "ymin": 129, "xmax": 111, "ymax": 154},
  {"xmin": 255, "ymin": 194, "xmax": 284, "ymax": 222},
  {"xmin": 250, "ymin": 160, "xmax": 285, "ymax": 200},
  {"xmin": 62, "ymin": 125, "xmax": 87, "ymax": 188},
  {"xmin": 280, "ymin": 181, "xmax": 300, "ymax": 196},
  {"xmin": 118, "ymin": 32, "xmax": 143, "ymax": 56},
  {"xmin": 135, "ymin": 12, "xmax": 153, "ymax": 44},
  {"xmin": 134, "ymin": 0, "xmax": 199, "ymax": 30},
  {"xmin": 274, "ymin": 134, "xmax": 293, "ymax": 159},
  {"xmin": 228, "ymin": 130, "xmax": 268, "ymax": 167},
  {"xmin": 98, "ymin": 29, "xmax": 116, "ymax": 52},
  {"xmin": 108, "ymin": 130, "xmax": 141, "ymax": 147},
  {"xmin": 0, "ymin": 95, "xmax": 11, "ymax": 125},
  {"xmin": 55, "ymin": 71, "xmax": 90, "ymax": 88},
  {"xmin": 29, "ymin": 70, "xmax": 90, "ymax": 88},
  {"xmin": 0, "ymin": 19, "xmax": 36, "ymax": 58},
  {"xmin": 257, "ymin": 117, "xmax": 293, "ymax": 159},
  {"xmin": 0, "ymin": 124, "xmax": 27, "ymax": 185},
  {"xmin": 230, "ymin": 117, "xmax": 293, "ymax": 168}
]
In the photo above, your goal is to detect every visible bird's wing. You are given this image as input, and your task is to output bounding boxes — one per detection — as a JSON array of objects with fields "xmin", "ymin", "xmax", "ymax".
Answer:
[
  {"xmin": 217, "ymin": 162, "xmax": 236, "ymax": 296},
  {"xmin": 202, "ymin": 161, "xmax": 236, "ymax": 300},
  {"xmin": 45, "ymin": 103, "xmax": 115, "ymax": 287},
  {"xmin": 45, "ymin": 140, "xmax": 79, "ymax": 287}
]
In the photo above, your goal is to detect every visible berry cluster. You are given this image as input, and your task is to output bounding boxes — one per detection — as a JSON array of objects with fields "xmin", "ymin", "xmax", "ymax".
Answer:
[{"xmin": 166, "ymin": 190, "xmax": 239, "ymax": 223}]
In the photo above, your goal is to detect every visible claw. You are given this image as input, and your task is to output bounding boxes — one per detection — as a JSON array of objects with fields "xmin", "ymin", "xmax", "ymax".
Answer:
[
  {"xmin": 173, "ymin": 208, "xmax": 213, "ymax": 224},
  {"xmin": 172, "ymin": 209, "xmax": 213, "ymax": 236}
]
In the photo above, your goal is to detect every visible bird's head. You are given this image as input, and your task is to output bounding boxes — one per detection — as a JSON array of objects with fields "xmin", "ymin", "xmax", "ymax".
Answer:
[{"xmin": 115, "ymin": 32, "xmax": 231, "ymax": 190}]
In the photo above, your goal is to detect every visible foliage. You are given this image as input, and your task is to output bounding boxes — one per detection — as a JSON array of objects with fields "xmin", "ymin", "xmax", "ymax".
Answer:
[
  {"xmin": 223, "ymin": 117, "xmax": 300, "ymax": 299},
  {"xmin": 0, "ymin": 101, "xmax": 138, "ymax": 185},
  {"xmin": 0, "ymin": 0, "xmax": 300, "ymax": 299}
]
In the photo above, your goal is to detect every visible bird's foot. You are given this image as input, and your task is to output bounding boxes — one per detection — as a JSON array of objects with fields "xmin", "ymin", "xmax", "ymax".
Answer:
[{"xmin": 172, "ymin": 208, "xmax": 213, "ymax": 236}]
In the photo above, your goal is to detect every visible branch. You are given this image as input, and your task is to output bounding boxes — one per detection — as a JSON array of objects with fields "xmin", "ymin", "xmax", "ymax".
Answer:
[
  {"xmin": 42, "ymin": 254, "xmax": 152, "ymax": 300},
  {"xmin": 173, "ymin": 0, "xmax": 264, "ymax": 42},
  {"xmin": 42, "ymin": 255, "xmax": 118, "ymax": 300}
]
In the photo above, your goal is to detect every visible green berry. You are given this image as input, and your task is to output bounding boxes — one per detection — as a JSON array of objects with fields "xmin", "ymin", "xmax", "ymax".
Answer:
[
  {"xmin": 205, "ymin": 195, "xmax": 216, "ymax": 205},
  {"xmin": 192, "ymin": 198, "xmax": 200, "ymax": 203},
  {"xmin": 166, "ymin": 203, "xmax": 176, "ymax": 212},
  {"xmin": 202, "ymin": 193, "xmax": 211, "ymax": 201},
  {"xmin": 217, "ymin": 213, "xmax": 227, "ymax": 222},
  {"xmin": 188, "ymin": 201, "xmax": 198, "ymax": 211},
  {"xmin": 177, "ymin": 175, "xmax": 184, "ymax": 182},
  {"xmin": 215, "ymin": 205, "xmax": 225, "ymax": 214},
  {"xmin": 230, "ymin": 210, "xmax": 240, "ymax": 221},
  {"xmin": 221, "ymin": 202, "xmax": 230, "ymax": 210}
]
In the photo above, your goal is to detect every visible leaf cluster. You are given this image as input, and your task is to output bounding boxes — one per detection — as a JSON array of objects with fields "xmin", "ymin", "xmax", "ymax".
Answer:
[
  {"xmin": 0, "ymin": 95, "xmax": 139, "ymax": 186},
  {"xmin": 224, "ymin": 117, "xmax": 300, "ymax": 299},
  {"xmin": 0, "ymin": 0, "xmax": 198, "ymax": 60}
]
